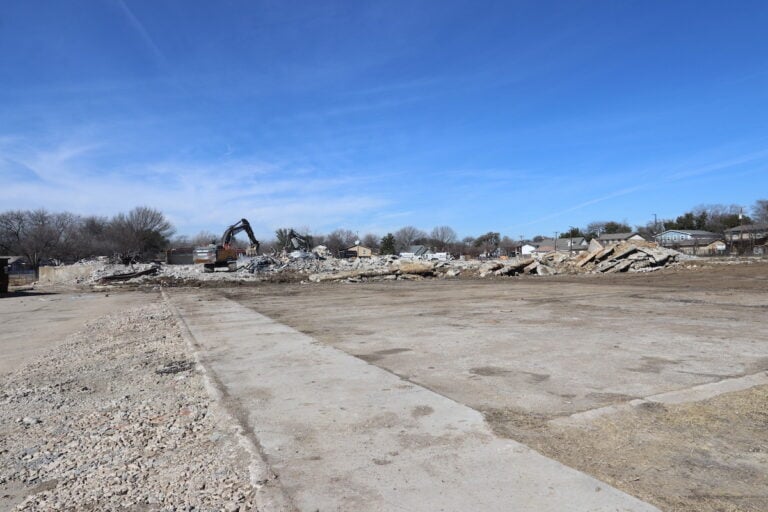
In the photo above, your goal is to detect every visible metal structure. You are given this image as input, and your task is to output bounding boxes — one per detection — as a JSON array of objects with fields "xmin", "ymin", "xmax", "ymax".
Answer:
[
  {"xmin": 283, "ymin": 229, "xmax": 311, "ymax": 252},
  {"xmin": 193, "ymin": 218, "xmax": 260, "ymax": 273}
]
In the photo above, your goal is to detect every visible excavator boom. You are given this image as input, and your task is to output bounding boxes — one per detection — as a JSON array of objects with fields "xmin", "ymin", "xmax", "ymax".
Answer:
[{"xmin": 194, "ymin": 218, "xmax": 260, "ymax": 272}]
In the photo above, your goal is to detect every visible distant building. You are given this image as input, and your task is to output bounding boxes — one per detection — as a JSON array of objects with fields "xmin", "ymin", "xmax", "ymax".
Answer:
[
  {"xmin": 531, "ymin": 238, "xmax": 588, "ymax": 254},
  {"xmin": 408, "ymin": 245, "xmax": 429, "ymax": 257},
  {"xmin": 705, "ymin": 240, "xmax": 727, "ymax": 255},
  {"xmin": 724, "ymin": 223, "xmax": 768, "ymax": 241},
  {"xmin": 724, "ymin": 223, "xmax": 768, "ymax": 254},
  {"xmin": 344, "ymin": 245, "xmax": 373, "ymax": 258},
  {"xmin": 399, "ymin": 245, "xmax": 429, "ymax": 259},
  {"xmin": 654, "ymin": 230, "xmax": 720, "ymax": 248},
  {"xmin": 671, "ymin": 239, "xmax": 727, "ymax": 256},
  {"xmin": 597, "ymin": 232, "xmax": 646, "ymax": 245}
]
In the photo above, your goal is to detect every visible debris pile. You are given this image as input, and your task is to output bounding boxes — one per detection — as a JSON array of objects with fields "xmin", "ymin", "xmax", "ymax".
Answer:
[
  {"xmin": 573, "ymin": 240, "xmax": 684, "ymax": 274},
  {"xmin": 485, "ymin": 241, "xmax": 685, "ymax": 276},
  {"xmin": 54, "ymin": 241, "xmax": 686, "ymax": 287}
]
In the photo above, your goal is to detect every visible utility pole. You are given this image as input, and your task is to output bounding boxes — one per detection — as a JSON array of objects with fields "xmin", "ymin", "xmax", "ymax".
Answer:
[
  {"xmin": 569, "ymin": 226, "xmax": 575, "ymax": 255},
  {"xmin": 739, "ymin": 207, "xmax": 744, "ymax": 255},
  {"xmin": 553, "ymin": 231, "xmax": 559, "ymax": 253}
]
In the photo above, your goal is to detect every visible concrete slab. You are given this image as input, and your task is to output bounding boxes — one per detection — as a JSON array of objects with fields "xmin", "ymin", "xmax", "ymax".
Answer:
[
  {"xmin": 224, "ymin": 279, "xmax": 768, "ymax": 420},
  {"xmin": 169, "ymin": 292, "xmax": 659, "ymax": 512}
]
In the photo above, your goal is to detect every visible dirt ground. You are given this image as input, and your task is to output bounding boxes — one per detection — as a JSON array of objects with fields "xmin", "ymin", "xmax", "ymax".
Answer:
[{"xmin": 215, "ymin": 260, "xmax": 768, "ymax": 512}]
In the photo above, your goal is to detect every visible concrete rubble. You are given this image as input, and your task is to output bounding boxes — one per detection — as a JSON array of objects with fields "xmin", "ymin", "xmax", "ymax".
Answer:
[
  {"xmin": 53, "ymin": 241, "xmax": 687, "ymax": 287},
  {"xmin": 0, "ymin": 304, "xmax": 259, "ymax": 510}
]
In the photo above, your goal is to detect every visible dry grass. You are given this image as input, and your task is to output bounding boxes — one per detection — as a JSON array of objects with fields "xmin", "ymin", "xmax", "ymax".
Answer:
[{"xmin": 486, "ymin": 385, "xmax": 768, "ymax": 512}]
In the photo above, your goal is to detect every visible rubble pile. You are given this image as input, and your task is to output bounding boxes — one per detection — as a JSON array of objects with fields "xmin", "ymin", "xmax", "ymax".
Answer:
[
  {"xmin": 483, "ymin": 241, "xmax": 685, "ymax": 277},
  {"xmin": 0, "ymin": 304, "xmax": 258, "ymax": 510},
  {"xmin": 574, "ymin": 240, "xmax": 684, "ymax": 274},
  {"xmin": 78, "ymin": 262, "xmax": 160, "ymax": 284},
  {"xmin": 55, "ymin": 241, "xmax": 687, "ymax": 287}
]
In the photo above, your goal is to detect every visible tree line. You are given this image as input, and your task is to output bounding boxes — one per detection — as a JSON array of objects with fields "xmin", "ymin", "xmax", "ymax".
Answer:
[
  {"xmin": 0, "ymin": 206, "xmax": 174, "ymax": 268},
  {"xmin": 2, "ymin": 199, "xmax": 766, "ymax": 266},
  {"xmin": 557, "ymin": 201, "xmax": 767, "ymax": 240}
]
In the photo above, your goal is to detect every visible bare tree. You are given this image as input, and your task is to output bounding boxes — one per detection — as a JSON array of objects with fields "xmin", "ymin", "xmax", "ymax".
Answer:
[
  {"xmin": 66, "ymin": 215, "xmax": 112, "ymax": 259},
  {"xmin": 0, "ymin": 209, "xmax": 79, "ymax": 268},
  {"xmin": 499, "ymin": 236, "xmax": 519, "ymax": 256},
  {"xmin": 474, "ymin": 232, "xmax": 500, "ymax": 256},
  {"xmin": 109, "ymin": 206, "xmax": 175, "ymax": 260},
  {"xmin": 751, "ymin": 199, "xmax": 768, "ymax": 224},
  {"xmin": 324, "ymin": 229, "xmax": 357, "ymax": 256},
  {"xmin": 0, "ymin": 210, "xmax": 25, "ymax": 255},
  {"xmin": 430, "ymin": 226, "xmax": 457, "ymax": 250},
  {"xmin": 458, "ymin": 236, "xmax": 478, "ymax": 257},
  {"xmin": 361, "ymin": 233, "xmax": 380, "ymax": 251},
  {"xmin": 394, "ymin": 226, "xmax": 427, "ymax": 252}
]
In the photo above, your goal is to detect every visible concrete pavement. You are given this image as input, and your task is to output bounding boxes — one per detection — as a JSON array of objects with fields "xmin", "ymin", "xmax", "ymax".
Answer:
[{"xmin": 168, "ymin": 291, "xmax": 659, "ymax": 512}]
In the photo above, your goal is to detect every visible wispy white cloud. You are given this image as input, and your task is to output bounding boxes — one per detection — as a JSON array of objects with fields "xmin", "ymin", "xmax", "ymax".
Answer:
[
  {"xmin": 0, "ymin": 141, "xmax": 390, "ymax": 237},
  {"xmin": 113, "ymin": 0, "xmax": 166, "ymax": 68}
]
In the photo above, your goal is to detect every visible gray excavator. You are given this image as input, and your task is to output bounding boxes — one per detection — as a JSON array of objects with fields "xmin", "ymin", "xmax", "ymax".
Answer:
[
  {"xmin": 282, "ymin": 229, "xmax": 311, "ymax": 252},
  {"xmin": 193, "ymin": 218, "xmax": 260, "ymax": 272}
]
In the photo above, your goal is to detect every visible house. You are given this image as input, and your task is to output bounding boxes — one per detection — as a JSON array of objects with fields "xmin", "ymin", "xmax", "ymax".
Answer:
[
  {"xmin": 343, "ymin": 245, "xmax": 373, "ymax": 258},
  {"xmin": 520, "ymin": 244, "xmax": 537, "ymax": 256},
  {"xmin": 6, "ymin": 256, "xmax": 31, "ymax": 273},
  {"xmin": 669, "ymin": 239, "xmax": 727, "ymax": 256},
  {"xmin": 399, "ymin": 245, "xmax": 429, "ymax": 259},
  {"xmin": 705, "ymin": 240, "xmax": 727, "ymax": 255},
  {"xmin": 724, "ymin": 223, "xmax": 768, "ymax": 254},
  {"xmin": 408, "ymin": 245, "xmax": 429, "ymax": 257},
  {"xmin": 724, "ymin": 223, "xmax": 768, "ymax": 242},
  {"xmin": 597, "ymin": 232, "xmax": 646, "ymax": 245},
  {"xmin": 654, "ymin": 230, "xmax": 720, "ymax": 248},
  {"xmin": 531, "ymin": 238, "xmax": 588, "ymax": 254},
  {"xmin": 558, "ymin": 237, "xmax": 589, "ymax": 253}
]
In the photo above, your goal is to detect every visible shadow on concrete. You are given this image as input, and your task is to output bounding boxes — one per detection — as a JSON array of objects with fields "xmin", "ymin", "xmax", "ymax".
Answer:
[{"xmin": 1, "ymin": 289, "xmax": 59, "ymax": 299}]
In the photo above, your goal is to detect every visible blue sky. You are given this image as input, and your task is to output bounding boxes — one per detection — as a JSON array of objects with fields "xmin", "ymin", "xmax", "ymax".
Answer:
[{"xmin": 1, "ymin": 0, "xmax": 767, "ymax": 240}]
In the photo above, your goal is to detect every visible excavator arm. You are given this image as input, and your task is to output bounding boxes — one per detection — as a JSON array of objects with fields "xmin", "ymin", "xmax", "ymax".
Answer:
[
  {"xmin": 194, "ymin": 217, "xmax": 260, "ymax": 272},
  {"xmin": 221, "ymin": 219, "xmax": 260, "ymax": 253}
]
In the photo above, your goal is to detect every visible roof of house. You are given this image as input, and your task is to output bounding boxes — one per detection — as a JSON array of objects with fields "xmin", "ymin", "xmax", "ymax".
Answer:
[
  {"xmin": 1, "ymin": 256, "xmax": 25, "ymax": 264},
  {"xmin": 407, "ymin": 245, "xmax": 429, "ymax": 255},
  {"xmin": 532, "ymin": 238, "xmax": 586, "ymax": 251},
  {"xmin": 597, "ymin": 232, "xmax": 639, "ymax": 240},
  {"xmin": 724, "ymin": 223, "xmax": 768, "ymax": 232},
  {"xmin": 656, "ymin": 229, "xmax": 719, "ymax": 236},
  {"xmin": 667, "ymin": 238, "xmax": 725, "ymax": 247}
]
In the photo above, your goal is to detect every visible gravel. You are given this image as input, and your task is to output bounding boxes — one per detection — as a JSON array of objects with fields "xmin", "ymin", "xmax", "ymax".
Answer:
[{"xmin": 0, "ymin": 302, "xmax": 260, "ymax": 511}]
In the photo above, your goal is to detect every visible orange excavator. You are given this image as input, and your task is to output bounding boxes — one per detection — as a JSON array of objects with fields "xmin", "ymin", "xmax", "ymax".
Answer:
[{"xmin": 193, "ymin": 218, "xmax": 260, "ymax": 272}]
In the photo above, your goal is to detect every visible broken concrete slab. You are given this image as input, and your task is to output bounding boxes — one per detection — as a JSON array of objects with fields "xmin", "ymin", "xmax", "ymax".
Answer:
[{"xmin": 397, "ymin": 261, "xmax": 437, "ymax": 276}]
